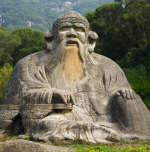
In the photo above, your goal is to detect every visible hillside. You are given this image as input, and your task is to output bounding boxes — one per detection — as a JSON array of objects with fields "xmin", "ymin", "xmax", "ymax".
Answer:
[{"xmin": 0, "ymin": 0, "xmax": 113, "ymax": 31}]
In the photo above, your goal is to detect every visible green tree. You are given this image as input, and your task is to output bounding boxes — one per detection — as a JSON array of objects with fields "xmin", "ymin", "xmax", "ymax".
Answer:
[
  {"xmin": 125, "ymin": 68, "xmax": 150, "ymax": 110},
  {"xmin": 86, "ymin": 0, "xmax": 150, "ymax": 109},
  {"xmin": 86, "ymin": 0, "xmax": 150, "ymax": 63},
  {"xmin": 0, "ymin": 63, "xmax": 13, "ymax": 102},
  {"xmin": 0, "ymin": 27, "xmax": 21, "ymax": 66},
  {"xmin": 12, "ymin": 28, "xmax": 46, "ymax": 65}
]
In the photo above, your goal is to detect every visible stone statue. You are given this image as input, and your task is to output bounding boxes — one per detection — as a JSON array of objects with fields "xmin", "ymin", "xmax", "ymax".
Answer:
[{"xmin": 0, "ymin": 11, "xmax": 150, "ymax": 143}]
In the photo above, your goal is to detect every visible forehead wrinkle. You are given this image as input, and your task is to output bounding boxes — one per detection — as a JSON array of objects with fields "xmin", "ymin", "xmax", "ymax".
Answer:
[
  {"xmin": 74, "ymin": 23, "xmax": 85, "ymax": 28},
  {"xmin": 58, "ymin": 22, "xmax": 72, "ymax": 30},
  {"xmin": 59, "ymin": 22, "xmax": 86, "ymax": 29}
]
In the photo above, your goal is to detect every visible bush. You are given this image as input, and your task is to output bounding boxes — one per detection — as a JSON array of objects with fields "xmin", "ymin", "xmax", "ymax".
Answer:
[
  {"xmin": 0, "ymin": 63, "xmax": 13, "ymax": 102},
  {"xmin": 124, "ymin": 68, "xmax": 150, "ymax": 110}
]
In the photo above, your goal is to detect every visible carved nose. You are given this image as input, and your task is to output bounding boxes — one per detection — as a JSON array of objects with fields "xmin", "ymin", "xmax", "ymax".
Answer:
[{"xmin": 67, "ymin": 28, "xmax": 77, "ymax": 38}]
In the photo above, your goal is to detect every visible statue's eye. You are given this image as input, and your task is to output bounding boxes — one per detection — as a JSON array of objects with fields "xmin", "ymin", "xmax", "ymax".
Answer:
[
  {"xmin": 74, "ymin": 27, "xmax": 85, "ymax": 32},
  {"xmin": 59, "ymin": 26, "xmax": 69, "ymax": 31}
]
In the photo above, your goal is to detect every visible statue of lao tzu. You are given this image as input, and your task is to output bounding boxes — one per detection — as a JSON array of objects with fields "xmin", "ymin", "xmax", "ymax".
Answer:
[{"xmin": 1, "ymin": 11, "xmax": 150, "ymax": 143}]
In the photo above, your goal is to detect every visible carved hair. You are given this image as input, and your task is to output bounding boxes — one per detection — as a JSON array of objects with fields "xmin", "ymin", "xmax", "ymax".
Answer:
[{"xmin": 52, "ymin": 11, "xmax": 89, "ymax": 35}]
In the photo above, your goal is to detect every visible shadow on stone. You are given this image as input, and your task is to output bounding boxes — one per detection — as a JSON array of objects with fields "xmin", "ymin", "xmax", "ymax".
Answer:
[{"xmin": 6, "ymin": 114, "xmax": 25, "ymax": 136}]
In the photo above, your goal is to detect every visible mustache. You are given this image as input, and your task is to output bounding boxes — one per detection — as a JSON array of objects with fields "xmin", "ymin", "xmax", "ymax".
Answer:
[
  {"xmin": 55, "ymin": 39, "xmax": 87, "ymax": 63},
  {"xmin": 66, "ymin": 39, "xmax": 85, "ymax": 60},
  {"xmin": 65, "ymin": 38, "xmax": 79, "ymax": 46}
]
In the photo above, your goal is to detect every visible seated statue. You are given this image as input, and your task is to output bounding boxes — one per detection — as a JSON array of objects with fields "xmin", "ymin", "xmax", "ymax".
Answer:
[{"xmin": 0, "ymin": 11, "xmax": 150, "ymax": 143}]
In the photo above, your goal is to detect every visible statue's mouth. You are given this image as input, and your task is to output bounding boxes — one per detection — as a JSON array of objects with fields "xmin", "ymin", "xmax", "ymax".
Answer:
[{"xmin": 66, "ymin": 40, "xmax": 79, "ymax": 47}]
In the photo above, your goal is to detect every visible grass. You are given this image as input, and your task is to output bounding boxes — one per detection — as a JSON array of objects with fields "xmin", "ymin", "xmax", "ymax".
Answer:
[
  {"xmin": 0, "ymin": 132, "xmax": 18, "ymax": 142},
  {"xmin": 50, "ymin": 139, "xmax": 150, "ymax": 152},
  {"xmin": 0, "ymin": 132, "xmax": 30, "ymax": 142},
  {"xmin": 0, "ymin": 133, "xmax": 150, "ymax": 152},
  {"xmin": 76, "ymin": 146, "xmax": 150, "ymax": 152},
  {"xmin": 75, "ymin": 144, "xmax": 150, "ymax": 152}
]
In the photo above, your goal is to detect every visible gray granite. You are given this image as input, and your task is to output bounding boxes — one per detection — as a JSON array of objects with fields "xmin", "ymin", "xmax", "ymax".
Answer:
[
  {"xmin": 0, "ymin": 140, "xmax": 73, "ymax": 152},
  {"xmin": 0, "ymin": 11, "xmax": 150, "ymax": 143}
]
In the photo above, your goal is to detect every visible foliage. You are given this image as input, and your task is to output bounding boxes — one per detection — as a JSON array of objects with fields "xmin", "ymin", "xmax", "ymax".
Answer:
[
  {"xmin": 0, "ymin": 27, "xmax": 46, "ymax": 102},
  {"xmin": 86, "ymin": 0, "xmax": 150, "ymax": 62},
  {"xmin": 75, "ymin": 145, "xmax": 150, "ymax": 152},
  {"xmin": 0, "ymin": 63, "xmax": 13, "ymax": 101},
  {"xmin": 0, "ymin": 0, "xmax": 113, "ymax": 31},
  {"xmin": 0, "ymin": 132, "xmax": 18, "ymax": 142},
  {"xmin": 124, "ymin": 67, "xmax": 150, "ymax": 109},
  {"xmin": 0, "ymin": 27, "xmax": 46, "ymax": 67},
  {"xmin": 86, "ymin": 0, "xmax": 150, "ymax": 109},
  {"xmin": 12, "ymin": 28, "xmax": 46, "ymax": 64},
  {"xmin": 0, "ymin": 28, "xmax": 21, "ymax": 66}
]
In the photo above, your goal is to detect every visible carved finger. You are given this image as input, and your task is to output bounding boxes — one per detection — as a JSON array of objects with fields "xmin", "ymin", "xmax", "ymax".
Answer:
[
  {"xmin": 68, "ymin": 88, "xmax": 72, "ymax": 94},
  {"xmin": 25, "ymin": 93, "xmax": 29, "ymax": 102},
  {"xmin": 65, "ymin": 95, "xmax": 68, "ymax": 103},
  {"xmin": 128, "ymin": 89, "xmax": 133, "ymax": 100},
  {"xmin": 120, "ymin": 89, "xmax": 126, "ymax": 98},
  {"xmin": 45, "ymin": 92, "xmax": 49, "ymax": 104},
  {"xmin": 126, "ymin": 89, "xmax": 131, "ymax": 99},
  {"xmin": 132, "ymin": 90, "xmax": 137, "ymax": 99},
  {"xmin": 47, "ymin": 92, "xmax": 52, "ymax": 103},
  {"xmin": 43, "ymin": 91, "xmax": 47, "ymax": 103},
  {"xmin": 129, "ymin": 90, "xmax": 134, "ymax": 99},
  {"xmin": 30, "ymin": 92, "xmax": 34, "ymax": 103},
  {"xmin": 70, "ymin": 94, "xmax": 75, "ymax": 105},
  {"xmin": 123, "ymin": 89, "xmax": 127, "ymax": 99},
  {"xmin": 64, "ymin": 90, "xmax": 70, "ymax": 103},
  {"xmin": 32, "ymin": 93, "xmax": 36, "ymax": 104},
  {"xmin": 131, "ymin": 90, "xmax": 135, "ymax": 99},
  {"xmin": 64, "ymin": 94, "xmax": 67, "ymax": 101},
  {"xmin": 67, "ymin": 95, "xmax": 71, "ymax": 103},
  {"xmin": 63, "ymin": 95, "xmax": 68, "ymax": 105},
  {"xmin": 116, "ymin": 91, "xmax": 121, "ymax": 96},
  {"xmin": 36, "ymin": 92, "xmax": 41, "ymax": 104},
  {"xmin": 123, "ymin": 89, "xmax": 128, "ymax": 99},
  {"xmin": 39, "ymin": 92, "xmax": 44, "ymax": 103}
]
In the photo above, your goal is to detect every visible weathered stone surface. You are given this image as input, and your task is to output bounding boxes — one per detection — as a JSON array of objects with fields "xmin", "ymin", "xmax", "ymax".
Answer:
[
  {"xmin": 0, "ymin": 11, "xmax": 150, "ymax": 143},
  {"xmin": 0, "ymin": 106, "xmax": 19, "ymax": 129},
  {"xmin": 20, "ymin": 104, "xmax": 72, "ymax": 119},
  {"xmin": 0, "ymin": 140, "xmax": 73, "ymax": 152}
]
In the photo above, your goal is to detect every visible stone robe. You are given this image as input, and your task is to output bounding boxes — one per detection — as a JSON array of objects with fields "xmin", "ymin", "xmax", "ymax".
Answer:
[{"xmin": 1, "ymin": 50, "xmax": 150, "ymax": 143}]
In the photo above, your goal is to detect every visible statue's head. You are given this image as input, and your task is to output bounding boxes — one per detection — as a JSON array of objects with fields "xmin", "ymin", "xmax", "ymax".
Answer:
[{"xmin": 45, "ymin": 11, "xmax": 98, "ymax": 55}]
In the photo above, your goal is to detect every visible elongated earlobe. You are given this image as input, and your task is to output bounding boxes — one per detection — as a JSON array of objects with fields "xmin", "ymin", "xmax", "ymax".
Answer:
[
  {"xmin": 45, "ymin": 31, "xmax": 53, "ymax": 42},
  {"xmin": 45, "ymin": 31, "xmax": 54, "ymax": 51},
  {"xmin": 88, "ymin": 31, "xmax": 98, "ymax": 53}
]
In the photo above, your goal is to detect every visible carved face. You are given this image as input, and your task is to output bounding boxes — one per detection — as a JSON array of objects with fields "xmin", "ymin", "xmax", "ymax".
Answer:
[
  {"xmin": 45, "ymin": 11, "xmax": 98, "ymax": 56},
  {"xmin": 56, "ymin": 22, "xmax": 87, "ymax": 46}
]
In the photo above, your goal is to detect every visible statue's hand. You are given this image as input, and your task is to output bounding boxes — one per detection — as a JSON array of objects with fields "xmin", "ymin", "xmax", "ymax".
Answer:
[
  {"xmin": 114, "ymin": 88, "xmax": 136, "ymax": 100},
  {"xmin": 52, "ymin": 88, "xmax": 74, "ymax": 105}
]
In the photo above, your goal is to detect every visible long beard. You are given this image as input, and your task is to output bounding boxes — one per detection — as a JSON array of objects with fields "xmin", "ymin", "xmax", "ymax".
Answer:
[
  {"xmin": 46, "ymin": 40, "xmax": 87, "ymax": 88},
  {"xmin": 62, "ymin": 44, "xmax": 86, "ymax": 83}
]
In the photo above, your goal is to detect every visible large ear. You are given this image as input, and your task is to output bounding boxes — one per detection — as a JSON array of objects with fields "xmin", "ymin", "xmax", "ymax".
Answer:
[
  {"xmin": 88, "ymin": 31, "xmax": 98, "ymax": 53},
  {"xmin": 44, "ymin": 31, "xmax": 54, "ymax": 51},
  {"xmin": 44, "ymin": 31, "xmax": 53, "ymax": 42}
]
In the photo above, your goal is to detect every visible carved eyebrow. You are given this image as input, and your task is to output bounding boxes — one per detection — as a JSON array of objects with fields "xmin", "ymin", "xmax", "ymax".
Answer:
[
  {"xmin": 58, "ymin": 22, "xmax": 86, "ymax": 32},
  {"xmin": 59, "ymin": 22, "xmax": 72, "ymax": 28},
  {"xmin": 74, "ymin": 23, "xmax": 86, "ymax": 32},
  {"xmin": 59, "ymin": 26, "xmax": 70, "ymax": 31},
  {"xmin": 74, "ymin": 23, "xmax": 85, "ymax": 28},
  {"xmin": 74, "ymin": 26, "xmax": 85, "ymax": 32}
]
